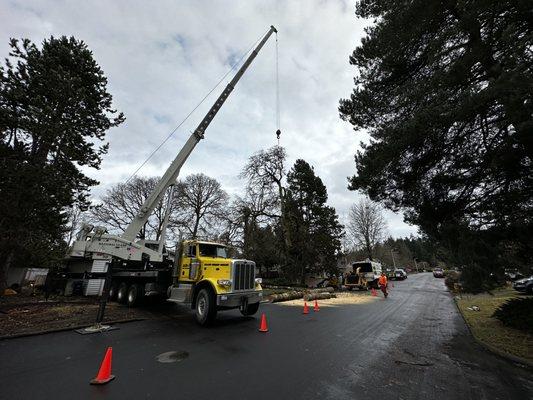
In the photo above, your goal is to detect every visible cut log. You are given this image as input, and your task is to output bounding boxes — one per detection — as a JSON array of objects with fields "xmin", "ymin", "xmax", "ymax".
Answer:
[
  {"xmin": 306, "ymin": 287, "xmax": 334, "ymax": 294},
  {"xmin": 269, "ymin": 291, "xmax": 304, "ymax": 303},
  {"xmin": 303, "ymin": 293, "xmax": 337, "ymax": 301}
]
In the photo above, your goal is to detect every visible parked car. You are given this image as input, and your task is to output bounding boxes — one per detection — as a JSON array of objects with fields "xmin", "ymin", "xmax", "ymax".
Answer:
[
  {"xmin": 504, "ymin": 269, "xmax": 524, "ymax": 281},
  {"xmin": 393, "ymin": 268, "xmax": 407, "ymax": 280},
  {"xmin": 433, "ymin": 268, "xmax": 445, "ymax": 278},
  {"xmin": 512, "ymin": 275, "xmax": 533, "ymax": 295}
]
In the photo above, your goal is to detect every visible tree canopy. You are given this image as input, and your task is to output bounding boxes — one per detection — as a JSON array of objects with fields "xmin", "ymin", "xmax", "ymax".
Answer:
[
  {"xmin": 285, "ymin": 159, "xmax": 344, "ymax": 283},
  {"xmin": 339, "ymin": 1, "xmax": 533, "ymax": 286},
  {"xmin": 0, "ymin": 36, "xmax": 124, "ymax": 291}
]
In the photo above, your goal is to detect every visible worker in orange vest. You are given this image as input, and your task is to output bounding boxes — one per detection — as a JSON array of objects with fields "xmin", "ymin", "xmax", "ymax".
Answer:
[{"xmin": 378, "ymin": 272, "xmax": 388, "ymax": 298}]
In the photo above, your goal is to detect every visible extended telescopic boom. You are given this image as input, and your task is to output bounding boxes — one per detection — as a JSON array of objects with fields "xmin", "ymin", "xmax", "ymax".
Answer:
[{"xmin": 122, "ymin": 26, "xmax": 278, "ymax": 241}]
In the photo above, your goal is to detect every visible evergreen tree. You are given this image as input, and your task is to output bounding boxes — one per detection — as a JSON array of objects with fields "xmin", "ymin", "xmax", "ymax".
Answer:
[
  {"xmin": 284, "ymin": 160, "xmax": 344, "ymax": 283},
  {"xmin": 0, "ymin": 36, "xmax": 124, "ymax": 292},
  {"xmin": 339, "ymin": 1, "xmax": 533, "ymax": 288}
]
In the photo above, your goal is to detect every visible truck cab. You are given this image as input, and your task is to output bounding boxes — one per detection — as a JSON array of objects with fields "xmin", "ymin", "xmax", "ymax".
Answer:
[{"xmin": 168, "ymin": 240, "xmax": 263, "ymax": 325}]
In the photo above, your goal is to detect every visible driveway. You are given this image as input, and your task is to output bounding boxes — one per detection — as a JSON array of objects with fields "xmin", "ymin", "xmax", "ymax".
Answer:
[{"xmin": 0, "ymin": 273, "xmax": 531, "ymax": 399}]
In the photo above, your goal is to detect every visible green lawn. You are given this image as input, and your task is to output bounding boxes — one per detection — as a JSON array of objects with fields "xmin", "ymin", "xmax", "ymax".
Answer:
[{"xmin": 456, "ymin": 287, "xmax": 532, "ymax": 362}]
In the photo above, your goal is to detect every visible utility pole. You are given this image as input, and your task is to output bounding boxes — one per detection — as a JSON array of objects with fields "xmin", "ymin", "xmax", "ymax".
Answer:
[{"xmin": 390, "ymin": 249, "xmax": 397, "ymax": 268}]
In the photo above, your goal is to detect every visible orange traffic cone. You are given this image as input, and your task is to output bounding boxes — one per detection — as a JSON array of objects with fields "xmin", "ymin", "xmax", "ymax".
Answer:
[
  {"xmin": 371, "ymin": 288, "xmax": 377, "ymax": 297},
  {"xmin": 303, "ymin": 302, "xmax": 309, "ymax": 314},
  {"xmin": 258, "ymin": 313, "xmax": 268, "ymax": 332},
  {"xmin": 90, "ymin": 347, "xmax": 115, "ymax": 385},
  {"xmin": 313, "ymin": 300, "xmax": 320, "ymax": 312}
]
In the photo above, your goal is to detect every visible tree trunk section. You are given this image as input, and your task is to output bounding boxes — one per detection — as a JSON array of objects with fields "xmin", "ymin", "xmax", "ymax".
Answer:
[
  {"xmin": 303, "ymin": 292, "xmax": 336, "ymax": 301},
  {"xmin": 0, "ymin": 250, "xmax": 15, "ymax": 296}
]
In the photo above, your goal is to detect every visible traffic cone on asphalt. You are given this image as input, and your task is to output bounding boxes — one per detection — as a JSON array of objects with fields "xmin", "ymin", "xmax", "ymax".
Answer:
[
  {"xmin": 303, "ymin": 302, "xmax": 309, "ymax": 314},
  {"xmin": 258, "ymin": 313, "xmax": 268, "ymax": 332},
  {"xmin": 313, "ymin": 300, "xmax": 320, "ymax": 312},
  {"xmin": 371, "ymin": 288, "xmax": 377, "ymax": 297},
  {"xmin": 90, "ymin": 347, "xmax": 115, "ymax": 385}
]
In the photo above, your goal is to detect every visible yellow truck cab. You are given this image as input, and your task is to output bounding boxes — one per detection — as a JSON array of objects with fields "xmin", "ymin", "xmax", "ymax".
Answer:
[{"xmin": 167, "ymin": 240, "xmax": 263, "ymax": 325}]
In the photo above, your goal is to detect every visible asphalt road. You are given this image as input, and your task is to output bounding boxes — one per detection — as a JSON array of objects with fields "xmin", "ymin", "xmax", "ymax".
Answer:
[{"xmin": 1, "ymin": 273, "xmax": 531, "ymax": 400}]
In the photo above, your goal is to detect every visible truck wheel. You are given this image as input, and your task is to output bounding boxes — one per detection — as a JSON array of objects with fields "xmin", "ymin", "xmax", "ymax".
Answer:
[
  {"xmin": 195, "ymin": 288, "xmax": 217, "ymax": 326},
  {"xmin": 117, "ymin": 282, "xmax": 128, "ymax": 304},
  {"xmin": 108, "ymin": 282, "xmax": 118, "ymax": 301},
  {"xmin": 127, "ymin": 284, "xmax": 144, "ymax": 307},
  {"xmin": 240, "ymin": 302, "xmax": 260, "ymax": 316}
]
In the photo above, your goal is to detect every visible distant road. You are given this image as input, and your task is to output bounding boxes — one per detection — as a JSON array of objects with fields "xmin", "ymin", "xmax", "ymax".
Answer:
[{"xmin": 0, "ymin": 273, "xmax": 531, "ymax": 399}]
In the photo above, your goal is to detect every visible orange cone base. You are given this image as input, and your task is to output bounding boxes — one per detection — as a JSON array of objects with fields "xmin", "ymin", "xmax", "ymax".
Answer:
[
  {"xmin": 258, "ymin": 313, "xmax": 268, "ymax": 332},
  {"xmin": 90, "ymin": 375, "xmax": 115, "ymax": 385}
]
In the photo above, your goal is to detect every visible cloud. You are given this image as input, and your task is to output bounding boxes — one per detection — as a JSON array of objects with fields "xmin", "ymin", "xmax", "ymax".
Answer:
[{"xmin": 1, "ymin": 0, "xmax": 418, "ymax": 238}]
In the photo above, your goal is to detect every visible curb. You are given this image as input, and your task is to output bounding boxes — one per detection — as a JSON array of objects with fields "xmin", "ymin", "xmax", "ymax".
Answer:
[
  {"xmin": 453, "ymin": 298, "xmax": 533, "ymax": 369},
  {"xmin": 0, "ymin": 317, "xmax": 146, "ymax": 340}
]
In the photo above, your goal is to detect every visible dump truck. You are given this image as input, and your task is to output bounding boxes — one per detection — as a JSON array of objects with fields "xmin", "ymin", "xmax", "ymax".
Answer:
[{"xmin": 65, "ymin": 26, "xmax": 277, "ymax": 325}]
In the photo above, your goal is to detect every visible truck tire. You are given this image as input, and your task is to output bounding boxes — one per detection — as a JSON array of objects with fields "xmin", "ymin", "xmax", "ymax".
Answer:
[
  {"xmin": 240, "ymin": 302, "xmax": 260, "ymax": 316},
  {"xmin": 108, "ymin": 282, "xmax": 118, "ymax": 301},
  {"xmin": 117, "ymin": 282, "xmax": 128, "ymax": 304},
  {"xmin": 195, "ymin": 288, "xmax": 217, "ymax": 326},
  {"xmin": 127, "ymin": 284, "xmax": 144, "ymax": 307}
]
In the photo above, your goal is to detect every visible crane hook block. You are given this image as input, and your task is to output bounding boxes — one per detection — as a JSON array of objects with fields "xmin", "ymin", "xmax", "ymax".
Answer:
[{"xmin": 276, "ymin": 129, "xmax": 281, "ymax": 140}]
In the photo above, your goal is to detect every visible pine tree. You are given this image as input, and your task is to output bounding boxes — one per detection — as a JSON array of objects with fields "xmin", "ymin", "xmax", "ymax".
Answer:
[
  {"xmin": 284, "ymin": 160, "xmax": 344, "ymax": 283},
  {"xmin": 339, "ymin": 1, "xmax": 533, "ymax": 287},
  {"xmin": 0, "ymin": 36, "xmax": 124, "ymax": 292}
]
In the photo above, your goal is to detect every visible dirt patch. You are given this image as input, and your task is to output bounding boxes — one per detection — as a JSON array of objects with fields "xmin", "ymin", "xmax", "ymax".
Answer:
[
  {"xmin": 274, "ymin": 291, "xmax": 376, "ymax": 307},
  {"xmin": 0, "ymin": 295, "xmax": 152, "ymax": 337}
]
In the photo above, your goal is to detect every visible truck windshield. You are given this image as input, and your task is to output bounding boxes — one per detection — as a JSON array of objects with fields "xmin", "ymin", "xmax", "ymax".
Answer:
[{"xmin": 199, "ymin": 244, "xmax": 228, "ymax": 258}]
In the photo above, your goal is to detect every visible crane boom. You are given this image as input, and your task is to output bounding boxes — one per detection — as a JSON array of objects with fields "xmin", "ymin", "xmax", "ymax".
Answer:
[{"xmin": 122, "ymin": 26, "xmax": 277, "ymax": 241}]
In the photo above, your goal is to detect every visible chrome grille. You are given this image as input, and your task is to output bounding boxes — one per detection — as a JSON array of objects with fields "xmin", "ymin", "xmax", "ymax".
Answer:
[{"xmin": 233, "ymin": 262, "xmax": 255, "ymax": 291}]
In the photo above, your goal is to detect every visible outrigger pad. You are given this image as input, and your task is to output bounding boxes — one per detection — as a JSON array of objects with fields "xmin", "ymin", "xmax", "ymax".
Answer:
[{"xmin": 75, "ymin": 324, "xmax": 119, "ymax": 335}]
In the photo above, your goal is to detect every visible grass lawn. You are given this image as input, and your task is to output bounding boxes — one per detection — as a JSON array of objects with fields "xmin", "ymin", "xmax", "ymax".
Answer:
[{"xmin": 456, "ymin": 287, "xmax": 532, "ymax": 363}]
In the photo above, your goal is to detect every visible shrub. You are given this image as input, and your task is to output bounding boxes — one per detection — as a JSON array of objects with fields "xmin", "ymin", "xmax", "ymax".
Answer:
[
  {"xmin": 460, "ymin": 264, "xmax": 505, "ymax": 293},
  {"xmin": 492, "ymin": 298, "xmax": 533, "ymax": 333},
  {"xmin": 444, "ymin": 271, "xmax": 461, "ymax": 291}
]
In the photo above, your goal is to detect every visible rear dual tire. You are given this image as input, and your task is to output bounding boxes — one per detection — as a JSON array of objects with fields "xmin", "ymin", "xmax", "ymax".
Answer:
[{"xmin": 116, "ymin": 282, "xmax": 144, "ymax": 307}]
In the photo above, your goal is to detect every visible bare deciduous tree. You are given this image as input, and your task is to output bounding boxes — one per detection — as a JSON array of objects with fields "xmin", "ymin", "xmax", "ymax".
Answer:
[
  {"xmin": 89, "ymin": 176, "xmax": 178, "ymax": 242},
  {"xmin": 240, "ymin": 146, "xmax": 289, "ymax": 253},
  {"xmin": 174, "ymin": 173, "xmax": 229, "ymax": 239},
  {"xmin": 89, "ymin": 174, "xmax": 229, "ymax": 244},
  {"xmin": 347, "ymin": 197, "xmax": 387, "ymax": 260}
]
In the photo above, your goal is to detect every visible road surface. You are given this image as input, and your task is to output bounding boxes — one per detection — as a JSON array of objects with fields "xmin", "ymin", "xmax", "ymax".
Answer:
[{"xmin": 0, "ymin": 273, "xmax": 531, "ymax": 399}]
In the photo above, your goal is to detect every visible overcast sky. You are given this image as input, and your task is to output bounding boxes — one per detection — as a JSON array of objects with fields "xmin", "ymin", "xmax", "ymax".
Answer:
[{"xmin": 1, "ymin": 0, "xmax": 418, "ymax": 238}]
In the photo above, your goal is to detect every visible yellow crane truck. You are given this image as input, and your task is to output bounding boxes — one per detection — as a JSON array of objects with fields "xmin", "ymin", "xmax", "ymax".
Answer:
[
  {"xmin": 66, "ymin": 26, "xmax": 277, "ymax": 325},
  {"xmin": 168, "ymin": 240, "xmax": 262, "ymax": 325}
]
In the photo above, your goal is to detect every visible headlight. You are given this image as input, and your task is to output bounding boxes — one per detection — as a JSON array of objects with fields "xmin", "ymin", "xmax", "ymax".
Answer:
[
  {"xmin": 255, "ymin": 278, "xmax": 262, "ymax": 284},
  {"xmin": 217, "ymin": 279, "xmax": 232, "ymax": 287}
]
